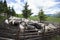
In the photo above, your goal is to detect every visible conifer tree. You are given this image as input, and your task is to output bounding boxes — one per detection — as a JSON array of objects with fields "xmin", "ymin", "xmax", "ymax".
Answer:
[
  {"xmin": 22, "ymin": 2, "xmax": 32, "ymax": 19},
  {"xmin": 38, "ymin": 9, "xmax": 47, "ymax": 22},
  {"xmin": 6, "ymin": 7, "xmax": 11, "ymax": 17},
  {"xmin": 7, "ymin": 7, "xmax": 16, "ymax": 17},
  {"xmin": 0, "ymin": 0, "xmax": 17, "ymax": 17},
  {"xmin": 3, "ymin": 0, "xmax": 8, "ymax": 13},
  {"xmin": 0, "ymin": 0, "xmax": 3, "ymax": 13},
  {"xmin": 4, "ymin": 0, "xmax": 7, "ymax": 7},
  {"xmin": 11, "ymin": 7, "xmax": 16, "ymax": 16}
]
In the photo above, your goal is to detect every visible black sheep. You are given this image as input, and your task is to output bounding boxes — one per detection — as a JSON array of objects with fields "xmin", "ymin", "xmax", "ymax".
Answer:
[{"xmin": 29, "ymin": 23, "xmax": 42, "ymax": 29}]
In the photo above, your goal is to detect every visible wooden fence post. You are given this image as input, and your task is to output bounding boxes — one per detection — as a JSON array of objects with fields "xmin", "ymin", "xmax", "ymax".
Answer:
[
  {"xmin": 15, "ymin": 23, "xmax": 20, "ymax": 40},
  {"xmin": 42, "ymin": 24, "xmax": 45, "ymax": 40}
]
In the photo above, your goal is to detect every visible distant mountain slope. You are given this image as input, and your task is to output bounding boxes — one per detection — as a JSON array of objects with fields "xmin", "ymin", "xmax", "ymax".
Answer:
[{"xmin": 46, "ymin": 14, "xmax": 54, "ymax": 16}]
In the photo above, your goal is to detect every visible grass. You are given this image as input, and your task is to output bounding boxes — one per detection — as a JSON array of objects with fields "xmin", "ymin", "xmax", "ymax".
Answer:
[
  {"xmin": 29, "ymin": 16, "xmax": 39, "ymax": 21},
  {"xmin": 29, "ymin": 16, "xmax": 60, "ymax": 22},
  {"xmin": 0, "ymin": 16, "xmax": 6, "ymax": 23},
  {"xmin": 47, "ymin": 16, "xmax": 60, "ymax": 22},
  {"xmin": 0, "ymin": 15, "xmax": 60, "ymax": 23},
  {"xmin": 51, "ymin": 35, "xmax": 60, "ymax": 40}
]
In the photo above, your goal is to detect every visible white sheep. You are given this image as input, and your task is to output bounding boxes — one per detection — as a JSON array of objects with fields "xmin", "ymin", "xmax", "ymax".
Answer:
[
  {"xmin": 5, "ymin": 19, "xmax": 9, "ymax": 24},
  {"xmin": 19, "ymin": 22, "xmax": 25, "ymax": 33}
]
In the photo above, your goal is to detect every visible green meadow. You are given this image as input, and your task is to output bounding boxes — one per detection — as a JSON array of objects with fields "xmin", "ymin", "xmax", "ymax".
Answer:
[
  {"xmin": 0, "ymin": 15, "xmax": 60, "ymax": 23},
  {"xmin": 0, "ymin": 16, "xmax": 7, "ymax": 23},
  {"xmin": 30, "ymin": 16, "xmax": 60, "ymax": 22},
  {"xmin": 46, "ymin": 17, "xmax": 60, "ymax": 22}
]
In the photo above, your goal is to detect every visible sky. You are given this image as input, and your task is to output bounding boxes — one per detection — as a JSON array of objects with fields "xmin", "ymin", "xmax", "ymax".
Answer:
[{"xmin": 6, "ymin": 0, "xmax": 60, "ymax": 15}]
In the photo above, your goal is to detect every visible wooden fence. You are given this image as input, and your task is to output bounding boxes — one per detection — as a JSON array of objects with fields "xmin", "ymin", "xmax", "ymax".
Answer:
[{"xmin": 0, "ymin": 22, "xmax": 60, "ymax": 40}]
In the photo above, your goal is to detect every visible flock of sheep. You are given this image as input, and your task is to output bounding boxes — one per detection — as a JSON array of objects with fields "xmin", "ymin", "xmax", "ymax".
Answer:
[{"xmin": 4, "ymin": 16, "xmax": 58, "ymax": 33}]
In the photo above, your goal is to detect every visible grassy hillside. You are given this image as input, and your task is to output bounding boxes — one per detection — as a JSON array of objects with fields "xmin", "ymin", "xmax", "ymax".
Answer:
[
  {"xmin": 0, "ymin": 14, "xmax": 60, "ymax": 23},
  {"xmin": 30, "ymin": 16, "xmax": 60, "ymax": 22},
  {"xmin": 0, "ymin": 16, "xmax": 6, "ymax": 23},
  {"xmin": 16, "ymin": 14, "xmax": 23, "ymax": 18},
  {"xmin": 30, "ymin": 16, "xmax": 39, "ymax": 21},
  {"xmin": 47, "ymin": 17, "xmax": 60, "ymax": 22}
]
